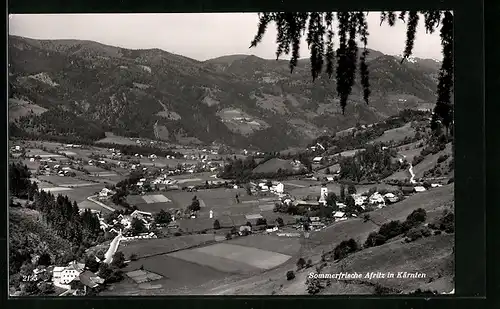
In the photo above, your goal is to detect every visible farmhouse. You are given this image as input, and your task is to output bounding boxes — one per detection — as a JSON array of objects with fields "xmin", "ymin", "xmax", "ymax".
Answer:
[
  {"xmin": 239, "ymin": 225, "xmax": 252, "ymax": 235},
  {"xmin": 99, "ymin": 188, "xmax": 115, "ymax": 197},
  {"xmin": 265, "ymin": 226, "xmax": 279, "ymax": 233},
  {"xmin": 414, "ymin": 186, "xmax": 427, "ymax": 192},
  {"xmin": 384, "ymin": 192, "xmax": 399, "ymax": 203},
  {"xmin": 312, "ymin": 157, "xmax": 323, "ymax": 164},
  {"xmin": 310, "ymin": 221, "xmax": 325, "ymax": 229},
  {"xmin": 369, "ymin": 192, "xmax": 385, "ymax": 205},
  {"xmin": 333, "ymin": 211, "xmax": 345, "ymax": 219},
  {"xmin": 336, "ymin": 202, "xmax": 346, "ymax": 209},
  {"xmin": 52, "ymin": 261, "xmax": 85, "ymax": 289},
  {"xmin": 353, "ymin": 194, "xmax": 367, "ymax": 206}
]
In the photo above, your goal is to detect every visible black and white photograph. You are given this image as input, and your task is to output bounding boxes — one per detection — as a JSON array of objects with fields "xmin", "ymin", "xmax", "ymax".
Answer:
[{"xmin": 8, "ymin": 11, "xmax": 454, "ymax": 296}]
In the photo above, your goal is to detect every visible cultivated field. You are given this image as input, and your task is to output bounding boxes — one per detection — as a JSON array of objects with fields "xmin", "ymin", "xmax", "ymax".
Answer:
[
  {"xmin": 102, "ymin": 254, "xmax": 233, "ymax": 295},
  {"xmin": 119, "ymin": 234, "xmax": 216, "ymax": 259},
  {"xmin": 227, "ymin": 234, "xmax": 301, "ymax": 255},
  {"xmin": 77, "ymin": 200, "xmax": 110, "ymax": 212},
  {"xmin": 42, "ymin": 185, "xmax": 103, "ymax": 205},
  {"xmin": 8, "ymin": 98, "xmax": 47, "ymax": 121},
  {"xmin": 317, "ymin": 163, "xmax": 341, "ymax": 175},
  {"xmin": 252, "ymin": 158, "xmax": 298, "ymax": 174},
  {"xmin": 334, "ymin": 149, "xmax": 365, "ymax": 157},
  {"xmin": 25, "ymin": 149, "xmax": 62, "ymax": 158},
  {"xmin": 96, "ymin": 133, "xmax": 138, "ymax": 146},
  {"xmin": 38, "ymin": 175, "xmax": 95, "ymax": 187},
  {"xmin": 169, "ymin": 242, "xmax": 292, "ymax": 273},
  {"xmin": 371, "ymin": 123, "xmax": 416, "ymax": 144},
  {"xmin": 126, "ymin": 269, "xmax": 163, "ymax": 284}
]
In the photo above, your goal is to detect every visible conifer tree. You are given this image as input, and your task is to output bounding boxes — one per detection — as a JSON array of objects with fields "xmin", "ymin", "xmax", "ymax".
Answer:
[{"xmin": 250, "ymin": 11, "xmax": 453, "ymax": 132}]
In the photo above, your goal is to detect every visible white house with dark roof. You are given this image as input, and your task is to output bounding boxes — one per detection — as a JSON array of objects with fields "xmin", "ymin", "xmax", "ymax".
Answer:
[{"xmin": 52, "ymin": 261, "xmax": 85, "ymax": 289}]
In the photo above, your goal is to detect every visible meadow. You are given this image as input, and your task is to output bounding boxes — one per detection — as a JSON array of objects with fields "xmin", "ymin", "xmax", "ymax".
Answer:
[
  {"xmin": 119, "ymin": 234, "xmax": 216, "ymax": 259},
  {"xmin": 168, "ymin": 242, "xmax": 292, "ymax": 273},
  {"xmin": 371, "ymin": 123, "xmax": 416, "ymax": 144}
]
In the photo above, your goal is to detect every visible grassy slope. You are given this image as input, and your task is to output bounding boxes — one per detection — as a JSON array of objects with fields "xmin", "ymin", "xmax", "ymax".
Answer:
[
  {"xmin": 8, "ymin": 98, "xmax": 48, "ymax": 122},
  {"xmin": 319, "ymin": 234, "xmax": 454, "ymax": 294},
  {"xmin": 413, "ymin": 142, "xmax": 453, "ymax": 179},
  {"xmin": 371, "ymin": 122, "xmax": 416, "ymax": 144},
  {"xmin": 252, "ymin": 158, "xmax": 296, "ymax": 174}
]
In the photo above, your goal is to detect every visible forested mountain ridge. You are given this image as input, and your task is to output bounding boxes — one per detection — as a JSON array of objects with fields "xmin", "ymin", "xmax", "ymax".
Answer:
[{"xmin": 9, "ymin": 35, "xmax": 440, "ymax": 151}]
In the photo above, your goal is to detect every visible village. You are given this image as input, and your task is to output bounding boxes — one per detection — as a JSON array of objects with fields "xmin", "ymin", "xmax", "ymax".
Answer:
[{"xmin": 9, "ymin": 137, "xmax": 448, "ymax": 296}]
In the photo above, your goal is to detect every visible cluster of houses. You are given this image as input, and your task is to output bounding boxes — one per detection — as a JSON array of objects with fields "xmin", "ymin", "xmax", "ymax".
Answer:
[
  {"xmin": 36, "ymin": 163, "xmax": 77, "ymax": 177},
  {"xmin": 20, "ymin": 260, "xmax": 104, "ymax": 296},
  {"xmin": 10, "ymin": 145, "xmax": 24, "ymax": 153},
  {"xmin": 248, "ymin": 181, "xmax": 285, "ymax": 195},
  {"xmin": 84, "ymin": 206, "xmax": 157, "ymax": 238}
]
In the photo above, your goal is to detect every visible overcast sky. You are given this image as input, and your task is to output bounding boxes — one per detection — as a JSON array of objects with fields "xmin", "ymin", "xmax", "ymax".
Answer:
[{"xmin": 9, "ymin": 13, "xmax": 443, "ymax": 61}]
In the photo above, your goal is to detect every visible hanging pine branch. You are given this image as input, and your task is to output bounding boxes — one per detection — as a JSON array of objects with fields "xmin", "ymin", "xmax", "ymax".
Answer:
[
  {"xmin": 324, "ymin": 12, "xmax": 335, "ymax": 78},
  {"xmin": 434, "ymin": 11, "xmax": 454, "ymax": 131},
  {"xmin": 356, "ymin": 12, "xmax": 370, "ymax": 104},
  {"xmin": 336, "ymin": 12, "xmax": 350, "ymax": 113},
  {"xmin": 401, "ymin": 12, "xmax": 419, "ymax": 63},
  {"xmin": 249, "ymin": 11, "xmax": 454, "ymax": 132}
]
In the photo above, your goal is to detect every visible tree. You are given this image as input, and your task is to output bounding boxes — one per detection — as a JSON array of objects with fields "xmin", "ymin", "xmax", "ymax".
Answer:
[
  {"xmin": 345, "ymin": 195, "xmax": 357, "ymax": 215},
  {"xmin": 131, "ymin": 218, "xmax": 147, "ymax": 235},
  {"xmin": 276, "ymin": 217, "xmax": 285, "ymax": 227},
  {"xmin": 246, "ymin": 221, "xmax": 252, "ymax": 228},
  {"xmin": 37, "ymin": 253, "xmax": 51, "ymax": 266},
  {"xmin": 84, "ymin": 255, "xmax": 100, "ymax": 273},
  {"xmin": 108, "ymin": 268, "xmax": 124, "ymax": 283},
  {"xmin": 333, "ymin": 238, "xmax": 360, "ymax": 260},
  {"xmin": 213, "ymin": 219, "xmax": 221, "ymax": 230},
  {"xmin": 130, "ymin": 254, "xmax": 138, "ymax": 261},
  {"xmin": 378, "ymin": 220, "xmax": 404, "ymax": 240},
  {"xmin": 189, "ymin": 196, "xmax": 201, "ymax": 212},
  {"xmin": 286, "ymin": 270, "xmax": 296, "ymax": 280},
  {"xmin": 364, "ymin": 232, "xmax": 387, "ymax": 248},
  {"xmin": 306, "ymin": 259, "xmax": 313, "ymax": 268},
  {"xmin": 256, "ymin": 218, "xmax": 267, "ymax": 226},
  {"xmin": 154, "ymin": 209, "xmax": 172, "ymax": 224},
  {"xmin": 296, "ymin": 257, "xmax": 306, "ymax": 269},
  {"xmin": 250, "ymin": 11, "xmax": 454, "ymax": 133},
  {"xmin": 340, "ymin": 184, "xmax": 346, "ymax": 201},
  {"xmin": 98, "ymin": 263, "xmax": 113, "ymax": 281},
  {"xmin": 405, "ymin": 208, "xmax": 427, "ymax": 227},
  {"xmin": 96, "ymin": 250, "xmax": 105, "ymax": 262},
  {"xmin": 111, "ymin": 251, "xmax": 126, "ymax": 268},
  {"xmin": 225, "ymin": 233, "xmax": 232, "ymax": 240},
  {"xmin": 347, "ymin": 184, "xmax": 357, "ymax": 195},
  {"xmin": 22, "ymin": 282, "xmax": 40, "ymax": 295},
  {"xmin": 39, "ymin": 282, "xmax": 55, "ymax": 295},
  {"xmin": 306, "ymin": 277, "xmax": 323, "ymax": 295},
  {"xmin": 230, "ymin": 226, "xmax": 238, "ymax": 234}
]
